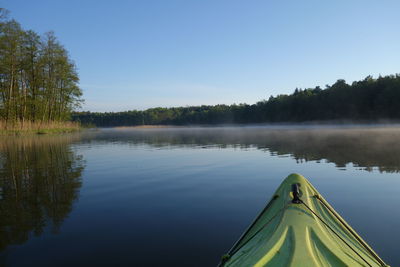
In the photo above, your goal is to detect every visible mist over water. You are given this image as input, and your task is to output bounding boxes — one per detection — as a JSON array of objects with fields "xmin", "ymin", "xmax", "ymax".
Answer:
[
  {"xmin": 90, "ymin": 125, "xmax": 400, "ymax": 173},
  {"xmin": 1, "ymin": 126, "xmax": 399, "ymax": 266}
]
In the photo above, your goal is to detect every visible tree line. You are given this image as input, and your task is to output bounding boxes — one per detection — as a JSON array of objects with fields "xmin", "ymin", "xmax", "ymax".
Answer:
[
  {"xmin": 0, "ymin": 9, "xmax": 82, "ymax": 125},
  {"xmin": 74, "ymin": 74, "xmax": 400, "ymax": 126}
]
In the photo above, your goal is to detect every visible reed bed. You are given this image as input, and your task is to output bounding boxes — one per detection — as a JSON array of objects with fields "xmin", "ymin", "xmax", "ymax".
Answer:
[{"xmin": 0, "ymin": 120, "xmax": 81, "ymax": 135}]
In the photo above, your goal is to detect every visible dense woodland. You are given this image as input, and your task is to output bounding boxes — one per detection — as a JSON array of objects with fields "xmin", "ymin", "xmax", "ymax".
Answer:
[
  {"xmin": 74, "ymin": 74, "xmax": 400, "ymax": 126},
  {"xmin": 0, "ymin": 9, "xmax": 82, "ymax": 125}
]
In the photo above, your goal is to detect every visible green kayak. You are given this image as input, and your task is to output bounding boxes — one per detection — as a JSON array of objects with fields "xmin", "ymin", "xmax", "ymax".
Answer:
[{"xmin": 219, "ymin": 173, "xmax": 388, "ymax": 267}]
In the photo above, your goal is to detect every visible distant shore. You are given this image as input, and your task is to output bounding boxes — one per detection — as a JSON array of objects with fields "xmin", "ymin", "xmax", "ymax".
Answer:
[
  {"xmin": 114, "ymin": 125, "xmax": 175, "ymax": 129},
  {"xmin": 108, "ymin": 121, "xmax": 400, "ymax": 130}
]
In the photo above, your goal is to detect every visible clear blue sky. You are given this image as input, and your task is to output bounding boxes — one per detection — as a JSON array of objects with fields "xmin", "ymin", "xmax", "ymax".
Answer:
[{"xmin": 3, "ymin": 0, "xmax": 400, "ymax": 111}]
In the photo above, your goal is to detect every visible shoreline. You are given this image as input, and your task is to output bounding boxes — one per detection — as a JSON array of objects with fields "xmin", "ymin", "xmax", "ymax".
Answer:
[
  {"xmin": 0, "ymin": 121, "xmax": 81, "ymax": 136},
  {"xmin": 105, "ymin": 121, "xmax": 400, "ymax": 130},
  {"xmin": 114, "ymin": 125, "xmax": 180, "ymax": 129}
]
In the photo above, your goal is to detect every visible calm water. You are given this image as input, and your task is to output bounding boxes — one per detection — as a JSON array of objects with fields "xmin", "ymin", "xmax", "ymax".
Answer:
[{"xmin": 1, "ymin": 126, "xmax": 400, "ymax": 266}]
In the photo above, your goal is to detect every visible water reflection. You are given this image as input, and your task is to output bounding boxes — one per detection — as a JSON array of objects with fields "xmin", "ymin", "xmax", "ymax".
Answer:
[
  {"xmin": 0, "ymin": 127, "xmax": 398, "ymax": 266},
  {"xmin": 0, "ymin": 134, "xmax": 85, "ymax": 251},
  {"xmin": 92, "ymin": 126, "xmax": 400, "ymax": 172}
]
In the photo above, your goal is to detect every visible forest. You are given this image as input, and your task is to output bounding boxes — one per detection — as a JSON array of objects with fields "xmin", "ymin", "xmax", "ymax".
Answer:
[
  {"xmin": 74, "ymin": 74, "xmax": 400, "ymax": 126},
  {"xmin": 0, "ymin": 9, "xmax": 82, "ymax": 128},
  {"xmin": 3, "ymin": 7, "xmax": 399, "ymax": 129}
]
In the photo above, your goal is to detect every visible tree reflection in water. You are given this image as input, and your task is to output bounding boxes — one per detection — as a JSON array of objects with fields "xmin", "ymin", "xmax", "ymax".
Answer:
[
  {"xmin": 0, "ymin": 134, "xmax": 85, "ymax": 251},
  {"xmin": 95, "ymin": 126, "xmax": 400, "ymax": 173}
]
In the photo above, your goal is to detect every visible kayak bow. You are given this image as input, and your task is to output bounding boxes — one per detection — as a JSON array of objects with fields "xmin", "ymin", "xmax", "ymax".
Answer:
[{"xmin": 219, "ymin": 173, "xmax": 388, "ymax": 267}]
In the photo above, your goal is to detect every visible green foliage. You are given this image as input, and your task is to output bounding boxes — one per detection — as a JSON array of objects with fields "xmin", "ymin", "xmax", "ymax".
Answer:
[
  {"xmin": 0, "ymin": 9, "xmax": 82, "ymax": 124},
  {"xmin": 73, "ymin": 74, "xmax": 400, "ymax": 126}
]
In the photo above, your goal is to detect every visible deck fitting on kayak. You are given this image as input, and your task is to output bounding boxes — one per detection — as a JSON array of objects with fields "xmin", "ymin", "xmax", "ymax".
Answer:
[{"xmin": 291, "ymin": 183, "xmax": 302, "ymax": 204}]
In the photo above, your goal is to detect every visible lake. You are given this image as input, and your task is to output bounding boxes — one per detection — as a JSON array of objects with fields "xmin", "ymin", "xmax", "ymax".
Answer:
[{"xmin": 1, "ymin": 126, "xmax": 399, "ymax": 266}]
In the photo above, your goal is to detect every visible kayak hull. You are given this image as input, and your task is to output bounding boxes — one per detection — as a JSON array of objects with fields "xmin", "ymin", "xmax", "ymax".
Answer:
[{"xmin": 220, "ymin": 173, "xmax": 387, "ymax": 267}]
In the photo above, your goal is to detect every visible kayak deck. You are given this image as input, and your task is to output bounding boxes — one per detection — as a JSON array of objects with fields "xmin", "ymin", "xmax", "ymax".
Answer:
[{"xmin": 219, "ymin": 173, "xmax": 388, "ymax": 267}]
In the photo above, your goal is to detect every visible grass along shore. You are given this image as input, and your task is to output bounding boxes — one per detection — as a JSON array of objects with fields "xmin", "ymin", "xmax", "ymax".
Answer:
[{"xmin": 0, "ymin": 121, "xmax": 81, "ymax": 135}]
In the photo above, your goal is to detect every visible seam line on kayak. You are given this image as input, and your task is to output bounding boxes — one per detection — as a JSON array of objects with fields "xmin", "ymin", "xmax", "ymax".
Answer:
[
  {"xmin": 230, "ymin": 204, "xmax": 288, "ymax": 256},
  {"xmin": 219, "ymin": 203, "xmax": 288, "ymax": 266},
  {"xmin": 314, "ymin": 195, "xmax": 387, "ymax": 267},
  {"xmin": 301, "ymin": 200, "xmax": 375, "ymax": 267},
  {"xmin": 219, "ymin": 194, "xmax": 279, "ymax": 266}
]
